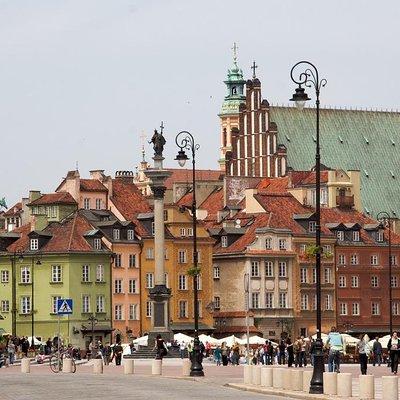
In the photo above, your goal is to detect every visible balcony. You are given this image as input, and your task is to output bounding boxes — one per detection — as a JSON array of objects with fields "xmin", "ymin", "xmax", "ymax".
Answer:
[{"xmin": 336, "ymin": 195, "xmax": 354, "ymax": 209}]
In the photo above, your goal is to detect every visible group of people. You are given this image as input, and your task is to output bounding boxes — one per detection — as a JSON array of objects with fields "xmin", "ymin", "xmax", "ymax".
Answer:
[{"xmin": 0, "ymin": 336, "xmax": 31, "ymax": 366}]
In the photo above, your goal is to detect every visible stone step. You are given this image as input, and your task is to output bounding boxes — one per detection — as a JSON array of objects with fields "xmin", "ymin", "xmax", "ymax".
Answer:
[{"xmin": 126, "ymin": 347, "xmax": 188, "ymax": 359}]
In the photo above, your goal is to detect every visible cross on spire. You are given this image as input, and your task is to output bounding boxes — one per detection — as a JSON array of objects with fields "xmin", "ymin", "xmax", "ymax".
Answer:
[
  {"xmin": 160, "ymin": 121, "xmax": 164, "ymax": 134},
  {"xmin": 231, "ymin": 42, "xmax": 238, "ymax": 63},
  {"xmin": 251, "ymin": 61, "xmax": 258, "ymax": 79}
]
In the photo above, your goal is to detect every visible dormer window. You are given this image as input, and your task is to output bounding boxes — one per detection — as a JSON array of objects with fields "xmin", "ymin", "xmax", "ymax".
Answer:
[
  {"xmin": 30, "ymin": 238, "xmax": 39, "ymax": 251},
  {"xmin": 377, "ymin": 230, "xmax": 384, "ymax": 242},
  {"xmin": 95, "ymin": 199, "xmax": 101, "ymax": 210},
  {"xmin": 278, "ymin": 239, "xmax": 286, "ymax": 250},
  {"xmin": 180, "ymin": 228, "xmax": 186, "ymax": 237},
  {"xmin": 113, "ymin": 229, "xmax": 120, "ymax": 240},
  {"xmin": 337, "ymin": 231, "xmax": 344, "ymax": 241},
  {"xmin": 221, "ymin": 236, "xmax": 228, "ymax": 248},
  {"xmin": 127, "ymin": 229, "xmax": 134, "ymax": 241},
  {"xmin": 265, "ymin": 237, "xmax": 272, "ymax": 250},
  {"xmin": 308, "ymin": 221, "xmax": 316, "ymax": 233},
  {"xmin": 94, "ymin": 238, "xmax": 102, "ymax": 250},
  {"xmin": 352, "ymin": 231, "xmax": 360, "ymax": 242}
]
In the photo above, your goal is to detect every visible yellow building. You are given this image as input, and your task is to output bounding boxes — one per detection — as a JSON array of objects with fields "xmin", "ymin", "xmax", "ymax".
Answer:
[{"xmin": 139, "ymin": 205, "xmax": 214, "ymax": 335}]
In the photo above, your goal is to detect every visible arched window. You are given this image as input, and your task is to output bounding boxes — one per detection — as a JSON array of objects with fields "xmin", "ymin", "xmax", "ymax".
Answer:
[{"xmin": 231, "ymin": 86, "xmax": 237, "ymax": 95}]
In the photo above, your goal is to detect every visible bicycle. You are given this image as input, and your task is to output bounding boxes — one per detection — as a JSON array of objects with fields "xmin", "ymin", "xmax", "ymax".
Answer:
[{"xmin": 49, "ymin": 350, "xmax": 76, "ymax": 373}]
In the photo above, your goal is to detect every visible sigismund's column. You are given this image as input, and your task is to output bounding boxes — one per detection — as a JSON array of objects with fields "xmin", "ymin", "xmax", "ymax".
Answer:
[{"xmin": 145, "ymin": 126, "xmax": 173, "ymax": 348}]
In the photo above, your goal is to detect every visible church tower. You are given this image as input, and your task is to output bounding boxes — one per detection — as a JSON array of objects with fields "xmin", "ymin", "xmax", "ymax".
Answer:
[{"xmin": 218, "ymin": 43, "xmax": 246, "ymax": 171}]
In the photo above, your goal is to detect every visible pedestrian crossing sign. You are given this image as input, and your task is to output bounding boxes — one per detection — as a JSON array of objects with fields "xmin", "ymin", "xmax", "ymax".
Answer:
[{"xmin": 56, "ymin": 299, "xmax": 73, "ymax": 315}]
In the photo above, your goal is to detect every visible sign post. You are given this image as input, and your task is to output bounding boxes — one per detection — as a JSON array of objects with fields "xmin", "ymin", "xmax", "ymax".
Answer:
[{"xmin": 56, "ymin": 299, "xmax": 73, "ymax": 367}]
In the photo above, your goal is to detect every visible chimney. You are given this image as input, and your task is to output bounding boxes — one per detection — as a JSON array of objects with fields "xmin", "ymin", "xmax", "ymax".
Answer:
[
  {"xmin": 115, "ymin": 171, "xmax": 134, "ymax": 184},
  {"xmin": 29, "ymin": 191, "xmax": 41, "ymax": 203},
  {"xmin": 89, "ymin": 170, "xmax": 105, "ymax": 181},
  {"xmin": 64, "ymin": 170, "xmax": 80, "ymax": 202}
]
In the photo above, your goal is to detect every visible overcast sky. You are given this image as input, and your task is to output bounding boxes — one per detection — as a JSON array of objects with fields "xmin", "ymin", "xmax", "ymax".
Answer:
[{"xmin": 1, "ymin": 0, "xmax": 399, "ymax": 206}]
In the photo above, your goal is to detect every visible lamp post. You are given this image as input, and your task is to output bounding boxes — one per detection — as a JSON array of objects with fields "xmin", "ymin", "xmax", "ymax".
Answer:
[
  {"xmin": 244, "ymin": 272, "xmax": 250, "ymax": 363},
  {"xmin": 10, "ymin": 249, "xmax": 24, "ymax": 337},
  {"xmin": 377, "ymin": 211, "xmax": 393, "ymax": 335},
  {"xmin": 31, "ymin": 255, "xmax": 42, "ymax": 349},
  {"xmin": 290, "ymin": 61, "xmax": 327, "ymax": 394},
  {"xmin": 175, "ymin": 130, "xmax": 204, "ymax": 377},
  {"xmin": 88, "ymin": 314, "xmax": 98, "ymax": 357}
]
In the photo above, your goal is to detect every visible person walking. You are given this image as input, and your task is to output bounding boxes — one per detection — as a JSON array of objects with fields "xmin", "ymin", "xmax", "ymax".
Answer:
[
  {"xmin": 309, "ymin": 336, "xmax": 316, "ymax": 366},
  {"xmin": 278, "ymin": 339, "xmax": 286, "ymax": 365},
  {"xmin": 7, "ymin": 341, "xmax": 15, "ymax": 365},
  {"xmin": 372, "ymin": 336, "xmax": 383, "ymax": 366},
  {"xmin": 388, "ymin": 331, "xmax": 400, "ymax": 374},
  {"xmin": 232, "ymin": 343, "xmax": 240, "ymax": 365},
  {"xmin": 326, "ymin": 327, "xmax": 344, "ymax": 373},
  {"xmin": 294, "ymin": 337, "xmax": 301, "ymax": 367},
  {"xmin": 221, "ymin": 342, "xmax": 229, "ymax": 366},
  {"xmin": 214, "ymin": 345, "xmax": 222, "ymax": 366},
  {"xmin": 103, "ymin": 342, "xmax": 111, "ymax": 365},
  {"xmin": 113, "ymin": 342, "xmax": 123, "ymax": 365},
  {"xmin": 286, "ymin": 336, "xmax": 294, "ymax": 367},
  {"xmin": 179, "ymin": 341, "xmax": 186, "ymax": 359},
  {"xmin": 357, "ymin": 334, "xmax": 369, "ymax": 375}
]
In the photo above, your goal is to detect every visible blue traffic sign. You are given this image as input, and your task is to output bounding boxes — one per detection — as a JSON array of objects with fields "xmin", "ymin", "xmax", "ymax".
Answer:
[{"xmin": 57, "ymin": 299, "xmax": 73, "ymax": 315}]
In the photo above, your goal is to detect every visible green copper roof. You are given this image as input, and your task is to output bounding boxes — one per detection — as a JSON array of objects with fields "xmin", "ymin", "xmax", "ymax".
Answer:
[
  {"xmin": 270, "ymin": 106, "xmax": 400, "ymax": 218},
  {"xmin": 220, "ymin": 61, "xmax": 246, "ymax": 116}
]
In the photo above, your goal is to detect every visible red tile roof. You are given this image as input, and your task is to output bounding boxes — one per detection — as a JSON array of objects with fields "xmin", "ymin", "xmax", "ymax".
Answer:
[
  {"xmin": 289, "ymin": 170, "xmax": 329, "ymax": 186},
  {"xmin": 176, "ymin": 190, "xmax": 193, "ymax": 207},
  {"xmin": 199, "ymin": 188, "xmax": 224, "ymax": 229},
  {"xmin": 164, "ymin": 169, "xmax": 223, "ymax": 190},
  {"xmin": 257, "ymin": 177, "xmax": 289, "ymax": 192},
  {"xmin": 4, "ymin": 202, "xmax": 22, "ymax": 217},
  {"xmin": 28, "ymin": 192, "xmax": 77, "ymax": 206},
  {"xmin": 80, "ymin": 179, "xmax": 108, "ymax": 192}
]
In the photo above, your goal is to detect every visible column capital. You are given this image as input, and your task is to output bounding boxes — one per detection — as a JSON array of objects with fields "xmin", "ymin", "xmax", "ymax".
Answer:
[{"xmin": 151, "ymin": 186, "xmax": 167, "ymax": 199}]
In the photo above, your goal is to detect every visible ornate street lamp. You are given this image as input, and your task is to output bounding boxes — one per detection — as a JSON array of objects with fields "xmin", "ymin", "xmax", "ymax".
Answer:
[
  {"xmin": 377, "ymin": 211, "xmax": 393, "ymax": 335},
  {"xmin": 175, "ymin": 130, "xmax": 204, "ymax": 377},
  {"xmin": 290, "ymin": 61, "xmax": 327, "ymax": 394},
  {"xmin": 31, "ymin": 255, "xmax": 42, "ymax": 349}
]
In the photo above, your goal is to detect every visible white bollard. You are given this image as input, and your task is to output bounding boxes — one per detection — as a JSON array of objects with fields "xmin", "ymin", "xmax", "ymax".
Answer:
[
  {"xmin": 290, "ymin": 369, "xmax": 303, "ymax": 391},
  {"xmin": 252, "ymin": 365, "xmax": 261, "ymax": 385},
  {"xmin": 337, "ymin": 372, "xmax": 352, "ymax": 397},
  {"xmin": 62, "ymin": 358, "xmax": 72, "ymax": 373},
  {"xmin": 323, "ymin": 372, "xmax": 337, "ymax": 395},
  {"xmin": 359, "ymin": 374, "xmax": 375, "ymax": 400},
  {"xmin": 302, "ymin": 370, "xmax": 313, "ymax": 392},
  {"xmin": 243, "ymin": 364, "xmax": 252, "ymax": 384},
  {"xmin": 272, "ymin": 367, "xmax": 283, "ymax": 389},
  {"xmin": 21, "ymin": 358, "xmax": 30, "ymax": 373},
  {"xmin": 261, "ymin": 366, "xmax": 273, "ymax": 387},
  {"xmin": 152, "ymin": 359, "xmax": 162, "ymax": 375},
  {"xmin": 182, "ymin": 359, "xmax": 191, "ymax": 376},
  {"xmin": 124, "ymin": 359, "xmax": 134, "ymax": 374},
  {"xmin": 282, "ymin": 368, "xmax": 292, "ymax": 390},
  {"xmin": 382, "ymin": 376, "xmax": 398, "ymax": 400},
  {"xmin": 92, "ymin": 358, "xmax": 103, "ymax": 374}
]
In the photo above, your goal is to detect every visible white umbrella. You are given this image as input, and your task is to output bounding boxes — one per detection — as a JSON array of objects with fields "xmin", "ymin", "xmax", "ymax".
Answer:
[
  {"xmin": 132, "ymin": 335, "xmax": 148, "ymax": 346},
  {"xmin": 238, "ymin": 335, "xmax": 265, "ymax": 345},
  {"xmin": 28, "ymin": 336, "xmax": 45, "ymax": 346},
  {"xmin": 174, "ymin": 332, "xmax": 193, "ymax": 344},
  {"xmin": 199, "ymin": 334, "xmax": 219, "ymax": 345},
  {"xmin": 342, "ymin": 333, "xmax": 359, "ymax": 345},
  {"xmin": 312, "ymin": 333, "xmax": 329, "ymax": 344},
  {"xmin": 218, "ymin": 335, "xmax": 240, "ymax": 347},
  {"xmin": 369, "ymin": 334, "xmax": 390, "ymax": 348}
]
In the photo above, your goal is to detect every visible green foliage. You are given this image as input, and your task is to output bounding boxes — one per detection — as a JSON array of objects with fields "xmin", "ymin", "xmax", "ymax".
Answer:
[
  {"xmin": 304, "ymin": 244, "xmax": 333, "ymax": 260},
  {"xmin": 187, "ymin": 266, "xmax": 201, "ymax": 276}
]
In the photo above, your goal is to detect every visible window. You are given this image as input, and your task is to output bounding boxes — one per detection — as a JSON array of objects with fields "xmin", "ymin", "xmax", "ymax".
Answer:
[
  {"xmin": 195, "ymin": 275, "xmax": 202, "ymax": 290},
  {"xmin": 192, "ymin": 250, "xmax": 201, "ymax": 263},
  {"xmin": 371, "ymin": 302, "xmax": 380, "ymax": 316},
  {"xmin": 350, "ymin": 254, "xmax": 359, "ymax": 265},
  {"xmin": 323, "ymin": 245, "xmax": 332, "ymax": 254},
  {"xmin": 94, "ymin": 238, "xmax": 102, "ymax": 250},
  {"xmin": 371, "ymin": 275, "xmax": 379, "ymax": 288},
  {"xmin": 20, "ymin": 266, "xmax": 31, "ymax": 284},
  {"xmin": 146, "ymin": 301, "xmax": 152, "ymax": 317},
  {"xmin": 51, "ymin": 296, "xmax": 62, "ymax": 314},
  {"xmin": 337, "ymin": 231, "xmax": 344, "ymax": 241},
  {"xmin": 393, "ymin": 302, "xmax": 400, "ymax": 316},
  {"xmin": 187, "ymin": 228, "xmax": 193, "ymax": 237},
  {"xmin": 129, "ymin": 304, "xmax": 138, "ymax": 320},
  {"xmin": 115, "ymin": 254, "xmax": 122, "ymax": 268},
  {"xmin": 299, "ymin": 244, "xmax": 307, "ymax": 254},
  {"xmin": 96, "ymin": 265, "xmax": 104, "ymax": 282},
  {"xmin": 308, "ymin": 221, "xmax": 316, "ymax": 233},
  {"xmin": 95, "ymin": 198, "xmax": 101, "ymax": 210},
  {"xmin": 325, "ymin": 294, "xmax": 333, "ymax": 310},
  {"xmin": 146, "ymin": 247, "xmax": 154, "ymax": 259},
  {"xmin": 51, "ymin": 265, "xmax": 62, "ymax": 283},
  {"xmin": 251, "ymin": 292, "xmax": 260, "ymax": 309},
  {"xmin": 114, "ymin": 305, "xmax": 123, "ymax": 320},
  {"xmin": 214, "ymin": 296, "xmax": 220, "ymax": 309},
  {"xmin": 30, "ymin": 238, "xmax": 39, "ymax": 251},
  {"xmin": 352, "ymin": 303, "xmax": 360, "ymax": 315},
  {"xmin": 351, "ymin": 275, "xmax": 359, "ymax": 288},
  {"xmin": 127, "ymin": 230, "xmax": 135, "ymax": 241},
  {"xmin": 278, "ymin": 262, "xmax": 287, "ymax": 278},
  {"xmin": 213, "ymin": 266, "xmax": 220, "ymax": 279},
  {"xmin": 265, "ymin": 261, "xmax": 274, "ymax": 277},
  {"xmin": 151, "ymin": 222, "xmax": 155, "ymax": 236},
  {"xmin": 352, "ymin": 231, "xmax": 360, "ymax": 242},
  {"xmin": 324, "ymin": 268, "xmax": 331, "ymax": 284},
  {"xmin": 113, "ymin": 229, "xmax": 120, "ymax": 240},
  {"xmin": 20, "ymin": 296, "xmax": 31, "ymax": 314},
  {"xmin": 197, "ymin": 300, "xmax": 203, "ymax": 318},
  {"xmin": 179, "ymin": 300, "xmax": 188, "ymax": 318},
  {"xmin": 338, "ymin": 254, "xmax": 346, "ymax": 265},
  {"xmin": 164, "ymin": 272, "xmax": 169, "ymax": 288},
  {"xmin": 96, "ymin": 295, "xmax": 105, "ymax": 313},
  {"xmin": 312, "ymin": 294, "xmax": 317, "ymax": 311},
  {"xmin": 391, "ymin": 276, "xmax": 399, "ymax": 288},
  {"xmin": 221, "ymin": 236, "xmax": 228, "ymax": 248},
  {"xmin": 301, "ymin": 294, "xmax": 309, "ymax": 310},
  {"xmin": 129, "ymin": 254, "xmax": 136, "ymax": 268},
  {"xmin": 311, "ymin": 268, "xmax": 316, "ymax": 284},
  {"xmin": 178, "ymin": 274, "xmax": 187, "ymax": 290},
  {"xmin": 1, "ymin": 300, "xmax": 9, "ymax": 312},
  {"xmin": 163, "ymin": 210, "xmax": 168, "ymax": 222},
  {"xmin": 370, "ymin": 255, "xmax": 379, "ymax": 266},
  {"xmin": 251, "ymin": 261, "xmax": 260, "ymax": 277},
  {"xmin": 265, "ymin": 237, "xmax": 272, "ymax": 250},
  {"xmin": 300, "ymin": 268, "xmax": 307, "ymax": 283},
  {"xmin": 338, "ymin": 275, "xmax": 346, "ymax": 288},
  {"xmin": 390, "ymin": 255, "xmax": 398, "ymax": 266},
  {"xmin": 146, "ymin": 273, "xmax": 154, "ymax": 288},
  {"xmin": 178, "ymin": 250, "xmax": 187, "ymax": 263},
  {"xmin": 376, "ymin": 230, "xmax": 384, "ymax": 242},
  {"xmin": 82, "ymin": 295, "xmax": 90, "ymax": 313},
  {"xmin": 279, "ymin": 292, "xmax": 287, "ymax": 308},
  {"xmin": 265, "ymin": 292, "xmax": 274, "ymax": 308},
  {"xmin": 83, "ymin": 198, "xmax": 90, "ymax": 210},
  {"xmin": 114, "ymin": 279, "xmax": 123, "ymax": 293},
  {"xmin": 129, "ymin": 279, "xmax": 137, "ymax": 294},
  {"xmin": 180, "ymin": 228, "xmax": 186, "ymax": 237},
  {"xmin": 339, "ymin": 303, "xmax": 348, "ymax": 315},
  {"xmin": 1, "ymin": 270, "xmax": 9, "ymax": 283},
  {"xmin": 278, "ymin": 239, "xmax": 286, "ymax": 250},
  {"xmin": 82, "ymin": 265, "xmax": 90, "ymax": 282}
]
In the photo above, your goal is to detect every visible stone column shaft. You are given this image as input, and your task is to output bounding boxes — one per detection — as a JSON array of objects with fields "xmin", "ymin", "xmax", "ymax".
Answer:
[{"xmin": 154, "ymin": 197, "xmax": 165, "ymax": 286}]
